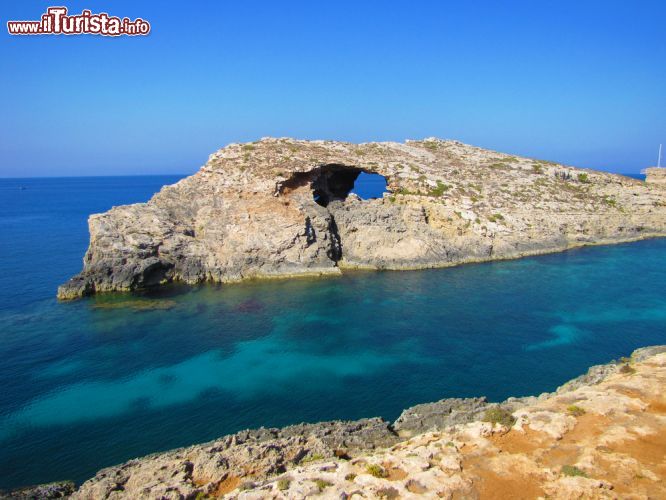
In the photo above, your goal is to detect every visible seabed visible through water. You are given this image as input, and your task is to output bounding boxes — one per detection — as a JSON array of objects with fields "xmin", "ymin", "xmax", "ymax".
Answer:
[{"xmin": 0, "ymin": 176, "xmax": 664, "ymax": 488}]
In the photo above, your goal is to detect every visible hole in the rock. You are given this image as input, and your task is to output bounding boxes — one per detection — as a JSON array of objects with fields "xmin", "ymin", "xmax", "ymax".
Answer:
[
  {"xmin": 312, "ymin": 166, "xmax": 388, "ymax": 207},
  {"xmin": 351, "ymin": 172, "xmax": 388, "ymax": 200}
]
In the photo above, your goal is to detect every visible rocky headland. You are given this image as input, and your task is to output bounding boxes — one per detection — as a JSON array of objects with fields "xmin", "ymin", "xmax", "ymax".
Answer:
[
  {"xmin": 58, "ymin": 138, "xmax": 666, "ymax": 299},
  {"xmin": 6, "ymin": 345, "xmax": 665, "ymax": 499},
  {"xmin": 645, "ymin": 167, "xmax": 666, "ymax": 186}
]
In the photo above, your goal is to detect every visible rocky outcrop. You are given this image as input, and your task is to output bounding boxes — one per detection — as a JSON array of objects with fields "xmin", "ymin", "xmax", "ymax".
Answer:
[
  {"xmin": 393, "ymin": 397, "xmax": 490, "ymax": 437},
  {"xmin": 58, "ymin": 138, "xmax": 666, "ymax": 299},
  {"xmin": 0, "ymin": 482, "xmax": 75, "ymax": 500},
  {"xmin": 255, "ymin": 346, "xmax": 666, "ymax": 499},
  {"xmin": 5, "ymin": 346, "xmax": 656, "ymax": 499},
  {"xmin": 66, "ymin": 419, "xmax": 399, "ymax": 500},
  {"xmin": 645, "ymin": 167, "xmax": 666, "ymax": 186}
]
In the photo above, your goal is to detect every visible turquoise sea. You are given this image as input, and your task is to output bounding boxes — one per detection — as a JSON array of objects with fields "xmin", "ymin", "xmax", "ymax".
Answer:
[{"xmin": 0, "ymin": 175, "xmax": 664, "ymax": 489}]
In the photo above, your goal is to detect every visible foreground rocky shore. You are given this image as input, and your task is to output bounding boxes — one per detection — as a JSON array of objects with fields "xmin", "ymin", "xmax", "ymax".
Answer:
[
  {"xmin": 58, "ymin": 138, "xmax": 666, "ymax": 299},
  {"xmin": 7, "ymin": 345, "xmax": 665, "ymax": 499}
]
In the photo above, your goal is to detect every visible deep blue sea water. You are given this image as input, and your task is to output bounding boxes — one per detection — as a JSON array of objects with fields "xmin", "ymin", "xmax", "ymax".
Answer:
[{"xmin": 0, "ymin": 174, "xmax": 664, "ymax": 489}]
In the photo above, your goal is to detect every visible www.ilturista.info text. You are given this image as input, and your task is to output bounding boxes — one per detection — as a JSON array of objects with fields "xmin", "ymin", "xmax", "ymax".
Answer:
[{"xmin": 7, "ymin": 7, "xmax": 151, "ymax": 36}]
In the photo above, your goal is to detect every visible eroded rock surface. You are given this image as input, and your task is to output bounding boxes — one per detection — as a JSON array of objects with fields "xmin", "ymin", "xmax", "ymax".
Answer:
[
  {"xmin": 64, "ymin": 419, "xmax": 397, "ymax": 500},
  {"xmin": 11, "ymin": 346, "xmax": 656, "ymax": 499},
  {"xmin": 1, "ymin": 481, "xmax": 75, "ymax": 499},
  {"xmin": 58, "ymin": 138, "xmax": 666, "ymax": 298},
  {"xmin": 645, "ymin": 167, "xmax": 666, "ymax": 186},
  {"xmin": 255, "ymin": 349, "xmax": 666, "ymax": 500}
]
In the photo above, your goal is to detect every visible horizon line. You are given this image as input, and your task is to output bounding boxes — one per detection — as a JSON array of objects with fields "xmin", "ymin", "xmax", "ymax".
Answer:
[{"xmin": 0, "ymin": 173, "xmax": 194, "ymax": 180}]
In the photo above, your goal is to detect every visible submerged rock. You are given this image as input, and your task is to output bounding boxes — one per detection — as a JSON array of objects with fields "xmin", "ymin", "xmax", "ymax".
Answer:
[
  {"xmin": 58, "ymin": 138, "xmax": 666, "ymax": 299},
  {"xmin": 91, "ymin": 299, "xmax": 177, "ymax": 311}
]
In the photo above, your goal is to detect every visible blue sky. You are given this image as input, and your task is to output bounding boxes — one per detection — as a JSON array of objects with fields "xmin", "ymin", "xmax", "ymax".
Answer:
[{"xmin": 1, "ymin": 1, "xmax": 665, "ymax": 177}]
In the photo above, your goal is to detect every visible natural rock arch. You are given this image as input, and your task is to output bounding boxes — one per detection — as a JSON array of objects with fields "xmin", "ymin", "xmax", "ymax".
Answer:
[{"xmin": 278, "ymin": 164, "xmax": 388, "ymax": 207}]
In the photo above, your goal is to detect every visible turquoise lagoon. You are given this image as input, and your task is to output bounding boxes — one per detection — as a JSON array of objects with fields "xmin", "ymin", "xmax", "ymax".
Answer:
[{"xmin": 0, "ymin": 176, "xmax": 664, "ymax": 488}]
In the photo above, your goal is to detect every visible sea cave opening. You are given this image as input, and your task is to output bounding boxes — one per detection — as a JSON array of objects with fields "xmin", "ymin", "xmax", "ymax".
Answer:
[{"xmin": 312, "ymin": 166, "xmax": 388, "ymax": 207}]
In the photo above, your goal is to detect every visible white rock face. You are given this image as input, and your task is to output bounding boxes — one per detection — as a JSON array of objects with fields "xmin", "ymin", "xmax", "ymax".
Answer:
[{"xmin": 58, "ymin": 138, "xmax": 666, "ymax": 299}]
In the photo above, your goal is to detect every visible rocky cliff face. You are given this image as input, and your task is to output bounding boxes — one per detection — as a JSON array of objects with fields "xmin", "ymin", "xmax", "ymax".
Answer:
[{"xmin": 58, "ymin": 138, "xmax": 666, "ymax": 299}]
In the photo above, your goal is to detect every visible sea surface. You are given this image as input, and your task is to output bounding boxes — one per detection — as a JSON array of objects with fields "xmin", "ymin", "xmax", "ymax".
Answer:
[{"xmin": 0, "ymin": 173, "xmax": 663, "ymax": 489}]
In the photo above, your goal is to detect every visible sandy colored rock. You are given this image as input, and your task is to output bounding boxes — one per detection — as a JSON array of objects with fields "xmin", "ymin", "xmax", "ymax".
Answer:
[
  {"xmin": 45, "ymin": 345, "xmax": 665, "ymax": 499},
  {"xmin": 224, "ymin": 349, "xmax": 666, "ymax": 500},
  {"xmin": 645, "ymin": 167, "xmax": 666, "ymax": 186},
  {"xmin": 58, "ymin": 138, "xmax": 666, "ymax": 299}
]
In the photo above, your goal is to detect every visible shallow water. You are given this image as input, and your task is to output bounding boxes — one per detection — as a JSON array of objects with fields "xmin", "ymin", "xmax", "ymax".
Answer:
[{"xmin": 0, "ymin": 176, "xmax": 664, "ymax": 488}]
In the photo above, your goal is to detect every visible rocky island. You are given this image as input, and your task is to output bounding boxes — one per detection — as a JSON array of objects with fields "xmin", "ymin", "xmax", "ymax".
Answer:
[{"xmin": 58, "ymin": 138, "xmax": 666, "ymax": 299}]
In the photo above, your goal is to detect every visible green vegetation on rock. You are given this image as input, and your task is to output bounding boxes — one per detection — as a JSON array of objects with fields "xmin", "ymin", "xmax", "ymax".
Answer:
[
  {"xmin": 300, "ymin": 453, "xmax": 324, "ymax": 464},
  {"xmin": 313, "ymin": 479, "xmax": 333, "ymax": 492},
  {"xmin": 483, "ymin": 407, "xmax": 516, "ymax": 427},
  {"xmin": 429, "ymin": 181, "xmax": 450, "ymax": 197},
  {"xmin": 277, "ymin": 478, "xmax": 290, "ymax": 491},
  {"xmin": 567, "ymin": 405, "xmax": 586, "ymax": 417},
  {"xmin": 366, "ymin": 464, "xmax": 388, "ymax": 478},
  {"xmin": 561, "ymin": 465, "xmax": 588, "ymax": 477}
]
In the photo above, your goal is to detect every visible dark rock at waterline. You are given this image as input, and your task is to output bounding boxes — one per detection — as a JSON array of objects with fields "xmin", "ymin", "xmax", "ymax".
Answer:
[
  {"xmin": 392, "ymin": 397, "xmax": 490, "ymax": 437},
  {"xmin": 0, "ymin": 481, "xmax": 75, "ymax": 499}
]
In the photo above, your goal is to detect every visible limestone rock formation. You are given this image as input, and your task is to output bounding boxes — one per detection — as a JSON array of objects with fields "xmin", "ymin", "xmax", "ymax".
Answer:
[
  {"xmin": 58, "ymin": 138, "xmax": 666, "ymax": 299},
  {"xmin": 1, "ymin": 481, "xmax": 75, "ymax": 499},
  {"xmin": 67, "ymin": 419, "xmax": 398, "ymax": 500},
  {"xmin": 392, "ymin": 397, "xmax": 490, "ymax": 437},
  {"xmin": 19, "ymin": 345, "xmax": 660, "ymax": 499},
  {"xmin": 645, "ymin": 167, "xmax": 666, "ymax": 186}
]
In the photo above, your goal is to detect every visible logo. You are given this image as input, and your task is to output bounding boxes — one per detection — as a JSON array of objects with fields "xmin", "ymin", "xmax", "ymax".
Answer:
[{"xmin": 7, "ymin": 7, "xmax": 151, "ymax": 36}]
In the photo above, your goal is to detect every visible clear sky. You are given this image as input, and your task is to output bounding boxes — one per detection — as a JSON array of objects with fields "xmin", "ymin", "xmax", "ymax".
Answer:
[{"xmin": 1, "ymin": 0, "xmax": 665, "ymax": 177}]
